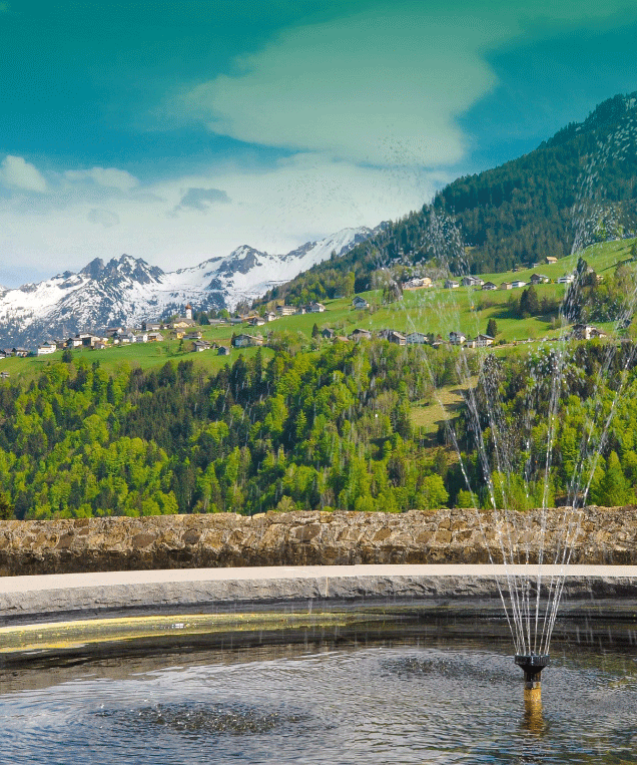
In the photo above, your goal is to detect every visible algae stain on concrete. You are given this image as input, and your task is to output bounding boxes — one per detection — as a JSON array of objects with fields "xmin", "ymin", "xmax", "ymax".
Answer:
[{"xmin": 0, "ymin": 611, "xmax": 383, "ymax": 656}]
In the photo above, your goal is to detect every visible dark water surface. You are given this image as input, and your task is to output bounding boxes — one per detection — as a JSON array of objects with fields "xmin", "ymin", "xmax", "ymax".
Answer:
[{"xmin": 3, "ymin": 628, "xmax": 637, "ymax": 764}]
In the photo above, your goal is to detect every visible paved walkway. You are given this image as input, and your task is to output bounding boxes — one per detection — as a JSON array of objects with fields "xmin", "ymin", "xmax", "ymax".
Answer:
[
  {"xmin": 0, "ymin": 564, "xmax": 636, "ymax": 624},
  {"xmin": 2, "ymin": 563, "xmax": 637, "ymax": 594}
]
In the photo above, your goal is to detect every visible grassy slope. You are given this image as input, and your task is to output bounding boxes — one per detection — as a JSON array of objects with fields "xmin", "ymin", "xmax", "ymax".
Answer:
[
  {"xmin": 1, "ymin": 238, "xmax": 633, "ymax": 384},
  {"xmin": 410, "ymin": 376, "xmax": 479, "ymax": 439}
]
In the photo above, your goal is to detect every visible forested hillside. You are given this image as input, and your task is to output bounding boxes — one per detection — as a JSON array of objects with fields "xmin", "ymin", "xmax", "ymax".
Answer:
[
  {"xmin": 450, "ymin": 340, "xmax": 637, "ymax": 510},
  {"xmin": 0, "ymin": 346, "xmax": 452, "ymax": 520},
  {"xmin": 260, "ymin": 93, "xmax": 637, "ymax": 306},
  {"xmin": 1, "ymin": 336, "xmax": 637, "ymax": 519}
]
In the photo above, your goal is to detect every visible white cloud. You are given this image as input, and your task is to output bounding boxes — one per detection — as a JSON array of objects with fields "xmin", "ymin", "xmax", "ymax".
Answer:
[
  {"xmin": 0, "ymin": 153, "xmax": 443, "ymax": 281},
  {"xmin": 182, "ymin": 10, "xmax": 504, "ymax": 168},
  {"xmin": 178, "ymin": 0, "xmax": 634, "ymax": 169},
  {"xmin": 87, "ymin": 208, "xmax": 120, "ymax": 228},
  {"xmin": 0, "ymin": 155, "xmax": 47, "ymax": 193},
  {"xmin": 65, "ymin": 166, "xmax": 139, "ymax": 192}
]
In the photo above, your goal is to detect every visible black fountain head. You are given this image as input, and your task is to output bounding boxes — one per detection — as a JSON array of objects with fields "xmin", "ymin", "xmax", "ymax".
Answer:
[
  {"xmin": 515, "ymin": 654, "xmax": 550, "ymax": 700},
  {"xmin": 515, "ymin": 654, "xmax": 550, "ymax": 676}
]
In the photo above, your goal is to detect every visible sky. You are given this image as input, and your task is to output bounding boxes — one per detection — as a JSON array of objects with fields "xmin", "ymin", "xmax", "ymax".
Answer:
[{"xmin": 1, "ymin": 1, "xmax": 637, "ymax": 286}]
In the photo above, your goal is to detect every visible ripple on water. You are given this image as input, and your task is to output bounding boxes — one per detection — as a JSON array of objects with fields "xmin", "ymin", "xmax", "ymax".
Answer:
[{"xmin": 96, "ymin": 701, "xmax": 312, "ymax": 737}]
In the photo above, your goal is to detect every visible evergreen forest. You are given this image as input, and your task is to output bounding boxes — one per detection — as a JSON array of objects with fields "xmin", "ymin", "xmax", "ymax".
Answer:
[{"xmin": 1, "ymin": 337, "xmax": 637, "ymax": 520}]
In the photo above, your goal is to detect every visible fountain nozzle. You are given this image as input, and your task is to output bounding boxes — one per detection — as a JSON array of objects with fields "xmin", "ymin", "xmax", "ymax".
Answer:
[{"xmin": 515, "ymin": 654, "xmax": 549, "ymax": 703}]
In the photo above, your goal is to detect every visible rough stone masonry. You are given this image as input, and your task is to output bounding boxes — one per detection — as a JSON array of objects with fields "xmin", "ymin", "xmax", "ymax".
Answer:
[{"xmin": 0, "ymin": 507, "xmax": 634, "ymax": 576}]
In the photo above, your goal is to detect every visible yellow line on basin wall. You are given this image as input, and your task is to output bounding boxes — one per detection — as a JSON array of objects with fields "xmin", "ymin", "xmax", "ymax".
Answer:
[{"xmin": 0, "ymin": 611, "xmax": 383, "ymax": 654}]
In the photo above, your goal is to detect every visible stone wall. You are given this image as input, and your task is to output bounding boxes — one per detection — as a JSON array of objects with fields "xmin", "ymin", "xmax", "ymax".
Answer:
[{"xmin": 0, "ymin": 507, "xmax": 634, "ymax": 576}]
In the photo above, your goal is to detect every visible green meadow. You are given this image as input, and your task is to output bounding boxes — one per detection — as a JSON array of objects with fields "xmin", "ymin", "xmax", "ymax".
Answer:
[{"xmin": 1, "ymin": 237, "xmax": 633, "ymax": 383}]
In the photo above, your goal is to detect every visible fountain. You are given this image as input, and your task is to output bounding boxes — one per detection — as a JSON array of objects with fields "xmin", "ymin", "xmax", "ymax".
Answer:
[{"xmin": 386, "ymin": 109, "xmax": 637, "ymax": 706}]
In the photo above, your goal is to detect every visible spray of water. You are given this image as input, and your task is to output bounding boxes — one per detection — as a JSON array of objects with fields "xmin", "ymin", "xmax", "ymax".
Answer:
[{"xmin": 378, "ymin": 108, "xmax": 637, "ymax": 656}]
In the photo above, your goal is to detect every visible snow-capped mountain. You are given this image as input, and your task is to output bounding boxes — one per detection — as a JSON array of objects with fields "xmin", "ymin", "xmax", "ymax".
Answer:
[{"xmin": 0, "ymin": 227, "xmax": 375, "ymax": 348}]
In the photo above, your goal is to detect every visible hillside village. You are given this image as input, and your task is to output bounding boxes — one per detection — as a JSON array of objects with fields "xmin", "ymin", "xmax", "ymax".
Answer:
[{"xmin": 0, "ymin": 247, "xmax": 617, "ymax": 378}]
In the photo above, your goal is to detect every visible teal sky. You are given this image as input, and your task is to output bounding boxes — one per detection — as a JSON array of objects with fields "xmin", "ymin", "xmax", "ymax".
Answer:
[{"xmin": 2, "ymin": 0, "xmax": 637, "ymax": 285}]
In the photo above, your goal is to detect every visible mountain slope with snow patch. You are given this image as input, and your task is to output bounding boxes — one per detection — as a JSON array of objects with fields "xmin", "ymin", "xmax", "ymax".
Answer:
[{"xmin": 0, "ymin": 227, "xmax": 375, "ymax": 348}]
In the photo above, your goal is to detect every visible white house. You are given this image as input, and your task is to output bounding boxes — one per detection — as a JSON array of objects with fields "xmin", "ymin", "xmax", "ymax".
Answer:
[
  {"xmin": 444, "ymin": 279, "xmax": 460, "ymax": 289},
  {"xmin": 482, "ymin": 282, "xmax": 497, "ymax": 291},
  {"xmin": 307, "ymin": 302, "xmax": 326, "ymax": 313},
  {"xmin": 406, "ymin": 332, "xmax": 428, "ymax": 345},
  {"xmin": 37, "ymin": 342, "xmax": 57, "ymax": 356},
  {"xmin": 352, "ymin": 296, "xmax": 369, "ymax": 309},
  {"xmin": 511, "ymin": 280, "xmax": 527, "ymax": 289},
  {"xmin": 449, "ymin": 331, "xmax": 467, "ymax": 345},
  {"xmin": 475, "ymin": 334, "xmax": 494, "ymax": 347},
  {"xmin": 276, "ymin": 305, "xmax": 296, "ymax": 316},
  {"xmin": 558, "ymin": 274, "xmax": 575, "ymax": 284},
  {"xmin": 571, "ymin": 323, "xmax": 607, "ymax": 341}
]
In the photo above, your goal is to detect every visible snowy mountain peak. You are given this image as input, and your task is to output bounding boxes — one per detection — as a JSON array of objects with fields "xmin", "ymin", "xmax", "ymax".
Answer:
[
  {"xmin": 0, "ymin": 225, "xmax": 376, "ymax": 347},
  {"xmin": 79, "ymin": 258, "xmax": 106, "ymax": 279},
  {"xmin": 78, "ymin": 254, "xmax": 164, "ymax": 284},
  {"xmin": 218, "ymin": 245, "xmax": 268, "ymax": 277}
]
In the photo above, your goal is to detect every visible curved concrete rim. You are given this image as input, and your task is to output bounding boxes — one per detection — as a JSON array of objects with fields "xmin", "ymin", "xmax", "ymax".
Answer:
[
  {"xmin": 2, "ymin": 563, "xmax": 637, "ymax": 593},
  {"xmin": 1, "ymin": 564, "xmax": 637, "ymax": 625}
]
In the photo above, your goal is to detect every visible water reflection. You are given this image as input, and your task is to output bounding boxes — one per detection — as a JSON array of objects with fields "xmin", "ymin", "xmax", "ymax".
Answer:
[{"xmin": 522, "ymin": 697, "xmax": 545, "ymax": 737}]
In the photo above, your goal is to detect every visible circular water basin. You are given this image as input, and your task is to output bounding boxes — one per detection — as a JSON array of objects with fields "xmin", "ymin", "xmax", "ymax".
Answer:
[{"xmin": 2, "ymin": 625, "xmax": 637, "ymax": 764}]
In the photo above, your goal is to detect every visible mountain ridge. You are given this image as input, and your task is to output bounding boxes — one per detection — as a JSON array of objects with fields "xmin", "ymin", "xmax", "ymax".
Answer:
[{"xmin": 0, "ymin": 226, "xmax": 376, "ymax": 348}]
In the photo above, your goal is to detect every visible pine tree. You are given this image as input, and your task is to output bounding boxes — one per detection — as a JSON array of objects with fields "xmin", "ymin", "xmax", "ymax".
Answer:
[
  {"xmin": 486, "ymin": 318, "xmax": 498, "ymax": 337},
  {"xmin": 519, "ymin": 285, "xmax": 540, "ymax": 317},
  {"xmin": 312, "ymin": 323, "xmax": 320, "ymax": 339}
]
